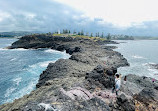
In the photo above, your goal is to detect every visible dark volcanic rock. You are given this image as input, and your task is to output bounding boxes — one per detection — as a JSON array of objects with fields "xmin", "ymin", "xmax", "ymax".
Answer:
[
  {"xmin": 115, "ymin": 94, "xmax": 135, "ymax": 111},
  {"xmin": 134, "ymin": 88, "xmax": 158, "ymax": 105},
  {"xmin": 117, "ymin": 94, "xmax": 127, "ymax": 103},
  {"xmin": 66, "ymin": 46, "xmax": 82, "ymax": 54},
  {"xmin": 149, "ymin": 63, "xmax": 158, "ymax": 70},
  {"xmin": 106, "ymin": 69, "xmax": 114, "ymax": 76},
  {"xmin": 134, "ymin": 88, "xmax": 158, "ymax": 111},
  {"xmin": 94, "ymin": 65, "xmax": 104, "ymax": 73},
  {"xmin": 154, "ymin": 86, "xmax": 158, "ymax": 90},
  {"xmin": 1, "ymin": 35, "xmax": 131, "ymax": 111},
  {"xmin": 85, "ymin": 65, "xmax": 115, "ymax": 89},
  {"xmin": 97, "ymin": 40, "xmax": 118, "ymax": 45}
]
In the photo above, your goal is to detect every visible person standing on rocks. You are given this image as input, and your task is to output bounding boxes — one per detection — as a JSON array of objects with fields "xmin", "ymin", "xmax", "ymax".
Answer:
[{"xmin": 112, "ymin": 74, "xmax": 121, "ymax": 96}]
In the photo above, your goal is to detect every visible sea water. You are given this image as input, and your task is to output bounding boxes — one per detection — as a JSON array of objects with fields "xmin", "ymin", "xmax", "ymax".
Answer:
[
  {"xmin": 0, "ymin": 38, "xmax": 70, "ymax": 105},
  {"xmin": 111, "ymin": 40, "xmax": 158, "ymax": 80}
]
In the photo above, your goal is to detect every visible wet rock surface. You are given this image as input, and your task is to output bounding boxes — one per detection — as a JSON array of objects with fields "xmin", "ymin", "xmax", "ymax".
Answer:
[{"xmin": 149, "ymin": 63, "xmax": 158, "ymax": 70}]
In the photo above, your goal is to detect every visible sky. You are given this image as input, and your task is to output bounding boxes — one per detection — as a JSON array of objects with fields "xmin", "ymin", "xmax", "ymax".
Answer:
[
  {"xmin": 0, "ymin": 0, "xmax": 158, "ymax": 36},
  {"xmin": 54, "ymin": 0, "xmax": 158, "ymax": 27}
]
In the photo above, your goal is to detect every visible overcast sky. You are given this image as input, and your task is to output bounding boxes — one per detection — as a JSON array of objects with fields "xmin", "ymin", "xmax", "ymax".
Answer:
[
  {"xmin": 0, "ymin": 0, "xmax": 158, "ymax": 36},
  {"xmin": 55, "ymin": 0, "xmax": 158, "ymax": 27}
]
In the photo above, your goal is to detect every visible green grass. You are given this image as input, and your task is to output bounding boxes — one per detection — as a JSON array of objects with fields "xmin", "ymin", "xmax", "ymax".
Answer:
[{"xmin": 52, "ymin": 34, "xmax": 106, "ymax": 41}]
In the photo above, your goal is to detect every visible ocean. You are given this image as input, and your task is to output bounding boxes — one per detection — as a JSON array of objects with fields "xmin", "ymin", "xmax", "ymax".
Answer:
[
  {"xmin": 0, "ymin": 38, "xmax": 70, "ymax": 105},
  {"xmin": 111, "ymin": 40, "xmax": 158, "ymax": 80}
]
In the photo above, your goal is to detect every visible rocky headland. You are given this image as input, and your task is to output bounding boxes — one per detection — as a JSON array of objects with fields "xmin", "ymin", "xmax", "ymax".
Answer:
[{"xmin": 0, "ymin": 35, "xmax": 158, "ymax": 111}]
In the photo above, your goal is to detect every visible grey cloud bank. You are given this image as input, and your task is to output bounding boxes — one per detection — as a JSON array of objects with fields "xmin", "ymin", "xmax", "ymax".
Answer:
[{"xmin": 0, "ymin": 0, "xmax": 158, "ymax": 36}]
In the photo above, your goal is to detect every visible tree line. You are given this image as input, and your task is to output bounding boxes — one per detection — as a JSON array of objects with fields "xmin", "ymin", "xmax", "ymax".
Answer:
[
  {"xmin": 56, "ymin": 29, "xmax": 112, "ymax": 40},
  {"xmin": 48, "ymin": 29, "xmax": 134, "ymax": 40}
]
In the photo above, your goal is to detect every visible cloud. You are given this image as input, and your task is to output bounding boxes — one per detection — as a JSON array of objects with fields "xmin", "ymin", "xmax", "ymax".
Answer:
[
  {"xmin": 0, "ymin": 0, "xmax": 116, "ymax": 34},
  {"xmin": 0, "ymin": 0, "xmax": 85, "ymax": 32},
  {"xmin": 54, "ymin": 0, "xmax": 158, "ymax": 27},
  {"xmin": 0, "ymin": 0, "xmax": 158, "ymax": 36},
  {"xmin": 124, "ymin": 21, "xmax": 158, "ymax": 36}
]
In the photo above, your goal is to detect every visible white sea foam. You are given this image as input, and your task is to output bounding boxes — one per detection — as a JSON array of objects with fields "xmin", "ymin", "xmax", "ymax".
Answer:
[
  {"xmin": 142, "ymin": 62, "xmax": 157, "ymax": 68},
  {"xmin": 147, "ymin": 67, "xmax": 158, "ymax": 74},
  {"xmin": 132, "ymin": 55, "xmax": 146, "ymax": 59},
  {"xmin": 38, "ymin": 61, "xmax": 55, "ymax": 67},
  {"xmin": 44, "ymin": 49, "xmax": 70, "ymax": 63},
  {"xmin": 148, "ymin": 62, "xmax": 157, "ymax": 65},
  {"xmin": 45, "ymin": 49, "xmax": 61, "ymax": 53},
  {"xmin": 45, "ymin": 49, "xmax": 70, "ymax": 57},
  {"xmin": 17, "ymin": 80, "xmax": 36, "ymax": 96},
  {"xmin": 0, "ymin": 48, "xmax": 28, "ymax": 51},
  {"xmin": 13, "ymin": 77, "xmax": 22, "ymax": 86},
  {"xmin": 0, "ymin": 48, "xmax": 9, "ymax": 51},
  {"xmin": 11, "ymin": 48, "xmax": 28, "ymax": 51},
  {"xmin": 4, "ymin": 87, "xmax": 16, "ymax": 98},
  {"xmin": 10, "ymin": 58, "xmax": 17, "ymax": 61},
  {"xmin": 142, "ymin": 63, "xmax": 148, "ymax": 66},
  {"xmin": 29, "ymin": 61, "xmax": 55, "ymax": 69},
  {"xmin": 4, "ymin": 80, "xmax": 37, "ymax": 104}
]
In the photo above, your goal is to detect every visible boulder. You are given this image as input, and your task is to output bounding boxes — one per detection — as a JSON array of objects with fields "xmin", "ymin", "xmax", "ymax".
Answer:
[
  {"xmin": 134, "ymin": 88, "xmax": 158, "ymax": 111},
  {"xmin": 115, "ymin": 94, "xmax": 135, "ymax": 111},
  {"xmin": 85, "ymin": 65, "xmax": 115, "ymax": 89},
  {"xmin": 66, "ymin": 47, "xmax": 82, "ymax": 54}
]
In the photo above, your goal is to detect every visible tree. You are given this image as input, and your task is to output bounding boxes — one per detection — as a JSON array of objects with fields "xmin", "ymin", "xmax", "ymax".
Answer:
[
  {"xmin": 101, "ymin": 32, "xmax": 104, "ymax": 38},
  {"xmin": 81, "ymin": 30, "xmax": 84, "ymax": 35},
  {"xmin": 69, "ymin": 30, "xmax": 71, "ymax": 34},
  {"xmin": 48, "ymin": 32, "xmax": 51, "ymax": 35},
  {"xmin": 63, "ymin": 29, "xmax": 65, "ymax": 34},
  {"xmin": 91, "ymin": 33, "xmax": 93, "ymax": 37},
  {"xmin": 78, "ymin": 32, "xmax": 81, "ymax": 35},
  {"xmin": 97, "ymin": 32, "xmax": 100, "ymax": 37},
  {"xmin": 107, "ymin": 33, "xmax": 111, "ymax": 40},
  {"xmin": 65, "ymin": 29, "xmax": 68, "ymax": 34}
]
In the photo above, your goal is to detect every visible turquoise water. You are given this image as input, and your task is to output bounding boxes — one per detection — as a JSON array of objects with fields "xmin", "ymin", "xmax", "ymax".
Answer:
[
  {"xmin": 0, "ymin": 38, "xmax": 70, "ymax": 105},
  {"xmin": 111, "ymin": 40, "xmax": 158, "ymax": 80}
]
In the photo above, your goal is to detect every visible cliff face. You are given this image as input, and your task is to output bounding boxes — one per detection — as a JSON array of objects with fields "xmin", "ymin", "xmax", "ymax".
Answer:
[{"xmin": 1, "ymin": 35, "xmax": 157, "ymax": 111}]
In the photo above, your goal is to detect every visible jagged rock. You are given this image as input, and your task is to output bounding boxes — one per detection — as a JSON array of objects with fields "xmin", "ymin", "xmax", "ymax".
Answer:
[
  {"xmin": 85, "ymin": 65, "xmax": 115, "ymax": 89},
  {"xmin": 117, "ymin": 94, "xmax": 127, "ymax": 103},
  {"xmin": 134, "ymin": 88, "xmax": 158, "ymax": 105},
  {"xmin": 106, "ymin": 70, "xmax": 114, "ymax": 76},
  {"xmin": 66, "ymin": 46, "xmax": 82, "ymax": 54},
  {"xmin": 94, "ymin": 65, "xmax": 104, "ymax": 73},
  {"xmin": 115, "ymin": 94, "xmax": 135, "ymax": 111},
  {"xmin": 134, "ymin": 88, "xmax": 158, "ymax": 111},
  {"xmin": 154, "ymin": 86, "xmax": 158, "ymax": 90}
]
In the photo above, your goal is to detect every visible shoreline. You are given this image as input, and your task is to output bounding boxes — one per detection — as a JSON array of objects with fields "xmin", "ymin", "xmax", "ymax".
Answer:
[
  {"xmin": 111, "ymin": 40, "xmax": 158, "ymax": 80},
  {"xmin": 0, "ymin": 48, "xmax": 70, "ymax": 105},
  {"xmin": 0, "ymin": 35, "xmax": 158, "ymax": 111}
]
